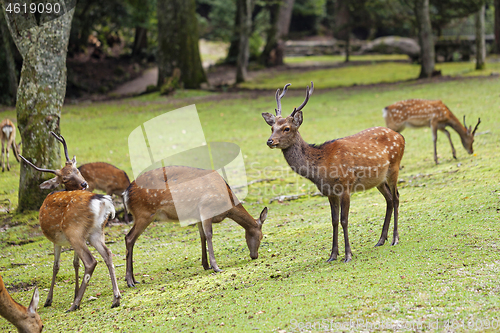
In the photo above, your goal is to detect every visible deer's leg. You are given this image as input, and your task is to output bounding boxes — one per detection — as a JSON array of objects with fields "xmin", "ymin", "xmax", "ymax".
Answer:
[
  {"xmin": 201, "ymin": 217, "xmax": 221, "ymax": 272},
  {"xmin": 68, "ymin": 241, "xmax": 97, "ymax": 312},
  {"xmin": 125, "ymin": 213, "xmax": 154, "ymax": 287},
  {"xmin": 5, "ymin": 144, "xmax": 9, "ymax": 171},
  {"xmin": 1, "ymin": 141, "xmax": 4, "ymax": 172},
  {"xmin": 197, "ymin": 222, "xmax": 210, "ymax": 270},
  {"xmin": 375, "ymin": 182, "xmax": 394, "ymax": 247},
  {"xmin": 121, "ymin": 196, "xmax": 130, "ymax": 223},
  {"xmin": 440, "ymin": 128, "xmax": 456, "ymax": 159},
  {"xmin": 431, "ymin": 121, "xmax": 439, "ymax": 164},
  {"xmin": 89, "ymin": 233, "xmax": 121, "ymax": 308},
  {"xmin": 327, "ymin": 195, "xmax": 340, "ymax": 262},
  {"xmin": 391, "ymin": 187, "xmax": 400, "ymax": 246},
  {"xmin": 340, "ymin": 192, "xmax": 352, "ymax": 263},
  {"xmin": 73, "ymin": 251, "xmax": 80, "ymax": 300},
  {"xmin": 44, "ymin": 244, "xmax": 62, "ymax": 307}
]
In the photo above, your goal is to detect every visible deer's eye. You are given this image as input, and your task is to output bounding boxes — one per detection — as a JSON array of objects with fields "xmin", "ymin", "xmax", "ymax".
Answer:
[
  {"xmin": 62, "ymin": 177, "xmax": 69, "ymax": 183},
  {"xmin": 284, "ymin": 127, "xmax": 290, "ymax": 132}
]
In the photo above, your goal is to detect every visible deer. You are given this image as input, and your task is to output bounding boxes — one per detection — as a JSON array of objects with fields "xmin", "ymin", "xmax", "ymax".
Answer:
[
  {"xmin": 1, "ymin": 118, "xmax": 21, "ymax": 172},
  {"xmin": 78, "ymin": 162, "xmax": 131, "ymax": 223},
  {"xmin": 262, "ymin": 82, "xmax": 405, "ymax": 263},
  {"xmin": 383, "ymin": 99, "xmax": 480, "ymax": 164},
  {"xmin": 0, "ymin": 273, "xmax": 42, "ymax": 333},
  {"xmin": 123, "ymin": 166, "xmax": 268, "ymax": 287},
  {"xmin": 19, "ymin": 132, "xmax": 121, "ymax": 312}
]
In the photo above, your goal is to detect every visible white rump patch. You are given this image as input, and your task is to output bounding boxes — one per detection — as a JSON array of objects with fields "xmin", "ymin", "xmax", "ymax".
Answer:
[
  {"xmin": 382, "ymin": 107, "xmax": 388, "ymax": 119},
  {"xmin": 122, "ymin": 190, "xmax": 130, "ymax": 213},
  {"xmin": 2, "ymin": 125, "xmax": 13, "ymax": 138},
  {"xmin": 90, "ymin": 195, "xmax": 116, "ymax": 228}
]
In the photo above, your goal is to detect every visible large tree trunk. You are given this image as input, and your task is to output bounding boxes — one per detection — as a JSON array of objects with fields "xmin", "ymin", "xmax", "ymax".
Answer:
[
  {"xmin": 475, "ymin": 4, "xmax": 486, "ymax": 69},
  {"xmin": 132, "ymin": 26, "xmax": 148, "ymax": 58},
  {"xmin": 157, "ymin": 0, "xmax": 206, "ymax": 89},
  {"xmin": 260, "ymin": 0, "xmax": 283, "ymax": 67},
  {"xmin": 236, "ymin": 0, "xmax": 252, "ymax": 83},
  {"xmin": 277, "ymin": 0, "xmax": 294, "ymax": 38},
  {"xmin": 414, "ymin": 0, "xmax": 435, "ymax": 78},
  {"xmin": 0, "ymin": 12, "xmax": 18, "ymax": 104},
  {"xmin": 334, "ymin": 0, "xmax": 350, "ymax": 63},
  {"xmin": 1, "ymin": 0, "xmax": 75, "ymax": 212},
  {"xmin": 495, "ymin": 0, "xmax": 500, "ymax": 54}
]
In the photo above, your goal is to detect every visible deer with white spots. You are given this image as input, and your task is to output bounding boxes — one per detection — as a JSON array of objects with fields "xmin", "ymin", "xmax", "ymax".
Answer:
[
  {"xmin": 1, "ymin": 118, "xmax": 21, "ymax": 172},
  {"xmin": 123, "ymin": 166, "xmax": 268, "ymax": 287},
  {"xmin": 19, "ymin": 132, "xmax": 120, "ymax": 312},
  {"xmin": 0, "ymin": 273, "xmax": 43, "ymax": 333},
  {"xmin": 262, "ymin": 82, "xmax": 405, "ymax": 263},
  {"xmin": 383, "ymin": 99, "xmax": 480, "ymax": 164}
]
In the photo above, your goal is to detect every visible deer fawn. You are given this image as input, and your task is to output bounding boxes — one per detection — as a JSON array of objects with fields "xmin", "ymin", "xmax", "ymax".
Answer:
[
  {"xmin": 1, "ymin": 119, "xmax": 21, "ymax": 172},
  {"xmin": 262, "ymin": 82, "xmax": 405, "ymax": 262},
  {"xmin": 383, "ymin": 99, "xmax": 480, "ymax": 164},
  {"xmin": 19, "ymin": 132, "xmax": 121, "ymax": 311},
  {"xmin": 78, "ymin": 162, "xmax": 131, "ymax": 222},
  {"xmin": 0, "ymin": 273, "xmax": 42, "ymax": 333},
  {"xmin": 123, "ymin": 166, "xmax": 267, "ymax": 287}
]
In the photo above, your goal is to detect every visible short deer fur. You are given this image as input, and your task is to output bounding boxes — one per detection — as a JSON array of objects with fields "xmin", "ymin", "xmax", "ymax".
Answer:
[
  {"xmin": 19, "ymin": 132, "xmax": 120, "ymax": 312},
  {"xmin": 123, "ymin": 166, "xmax": 267, "ymax": 287},
  {"xmin": 0, "ymin": 273, "xmax": 42, "ymax": 333},
  {"xmin": 78, "ymin": 162, "xmax": 131, "ymax": 222},
  {"xmin": 262, "ymin": 82, "xmax": 405, "ymax": 262},
  {"xmin": 1, "ymin": 118, "xmax": 21, "ymax": 172},
  {"xmin": 383, "ymin": 99, "xmax": 480, "ymax": 164}
]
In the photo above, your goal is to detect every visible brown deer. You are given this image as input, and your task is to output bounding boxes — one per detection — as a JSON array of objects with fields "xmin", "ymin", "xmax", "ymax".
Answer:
[
  {"xmin": 19, "ymin": 132, "xmax": 120, "ymax": 311},
  {"xmin": 0, "ymin": 273, "xmax": 42, "ymax": 333},
  {"xmin": 262, "ymin": 82, "xmax": 405, "ymax": 262},
  {"xmin": 1, "ymin": 118, "xmax": 21, "ymax": 172},
  {"xmin": 123, "ymin": 166, "xmax": 267, "ymax": 287},
  {"xmin": 78, "ymin": 162, "xmax": 131, "ymax": 222},
  {"xmin": 383, "ymin": 99, "xmax": 480, "ymax": 164}
]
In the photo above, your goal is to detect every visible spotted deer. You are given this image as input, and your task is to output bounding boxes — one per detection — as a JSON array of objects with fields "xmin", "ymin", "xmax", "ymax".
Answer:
[
  {"xmin": 19, "ymin": 132, "xmax": 120, "ymax": 312},
  {"xmin": 383, "ymin": 99, "xmax": 480, "ymax": 164},
  {"xmin": 1, "ymin": 118, "xmax": 21, "ymax": 172},
  {"xmin": 0, "ymin": 273, "xmax": 42, "ymax": 333},
  {"xmin": 78, "ymin": 162, "xmax": 131, "ymax": 222},
  {"xmin": 123, "ymin": 166, "xmax": 267, "ymax": 287},
  {"xmin": 262, "ymin": 82, "xmax": 405, "ymax": 262}
]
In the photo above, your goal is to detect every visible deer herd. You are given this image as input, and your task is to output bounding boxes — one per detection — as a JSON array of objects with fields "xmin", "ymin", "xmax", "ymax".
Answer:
[{"xmin": 0, "ymin": 82, "xmax": 481, "ymax": 331}]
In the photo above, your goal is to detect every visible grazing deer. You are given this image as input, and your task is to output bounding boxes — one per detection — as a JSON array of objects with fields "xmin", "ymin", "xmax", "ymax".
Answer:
[
  {"xmin": 383, "ymin": 99, "xmax": 480, "ymax": 164},
  {"xmin": 19, "ymin": 132, "xmax": 120, "ymax": 311},
  {"xmin": 262, "ymin": 82, "xmax": 405, "ymax": 263},
  {"xmin": 0, "ymin": 273, "xmax": 42, "ymax": 333},
  {"xmin": 123, "ymin": 166, "xmax": 267, "ymax": 287},
  {"xmin": 78, "ymin": 162, "xmax": 131, "ymax": 222},
  {"xmin": 1, "ymin": 119, "xmax": 21, "ymax": 172}
]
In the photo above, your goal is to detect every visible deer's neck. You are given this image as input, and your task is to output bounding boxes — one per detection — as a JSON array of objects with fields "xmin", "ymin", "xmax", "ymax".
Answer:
[
  {"xmin": 282, "ymin": 133, "xmax": 323, "ymax": 183},
  {"xmin": 228, "ymin": 204, "xmax": 259, "ymax": 231},
  {"xmin": 0, "ymin": 288, "xmax": 25, "ymax": 330},
  {"xmin": 447, "ymin": 115, "xmax": 468, "ymax": 138}
]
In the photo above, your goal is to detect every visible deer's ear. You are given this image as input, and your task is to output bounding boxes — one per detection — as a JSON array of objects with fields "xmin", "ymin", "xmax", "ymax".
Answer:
[
  {"xmin": 258, "ymin": 207, "xmax": 268, "ymax": 226},
  {"xmin": 292, "ymin": 110, "xmax": 303, "ymax": 127},
  {"xmin": 71, "ymin": 155, "xmax": 77, "ymax": 166},
  {"xmin": 40, "ymin": 177, "xmax": 61, "ymax": 190},
  {"xmin": 262, "ymin": 113, "xmax": 276, "ymax": 126},
  {"xmin": 27, "ymin": 287, "xmax": 39, "ymax": 314}
]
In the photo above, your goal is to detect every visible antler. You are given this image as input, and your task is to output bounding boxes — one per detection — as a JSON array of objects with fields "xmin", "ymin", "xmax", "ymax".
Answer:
[
  {"xmin": 291, "ymin": 82, "xmax": 314, "ymax": 117},
  {"xmin": 472, "ymin": 118, "xmax": 481, "ymax": 135},
  {"xmin": 275, "ymin": 83, "xmax": 291, "ymax": 116},
  {"xmin": 19, "ymin": 155, "xmax": 57, "ymax": 174},
  {"xmin": 50, "ymin": 131, "xmax": 70, "ymax": 163},
  {"xmin": 463, "ymin": 115, "xmax": 467, "ymax": 129}
]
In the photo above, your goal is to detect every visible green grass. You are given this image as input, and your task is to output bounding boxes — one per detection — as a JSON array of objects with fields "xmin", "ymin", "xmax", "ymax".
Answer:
[
  {"xmin": 1, "ymin": 65, "xmax": 500, "ymax": 332},
  {"xmin": 285, "ymin": 54, "xmax": 409, "ymax": 64}
]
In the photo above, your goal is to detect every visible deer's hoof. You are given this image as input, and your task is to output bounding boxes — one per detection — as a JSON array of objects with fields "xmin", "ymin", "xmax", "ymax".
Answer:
[
  {"xmin": 66, "ymin": 305, "xmax": 79, "ymax": 312},
  {"xmin": 343, "ymin": 256, "xmax": 352, "ymax": 263},
  {"xmin": 44, "ymin": 300, "xmax": 52, "ymax": 308},
  {"xmin": 111, "ymin": 300, "xmax": 120, "ymax": 308}
]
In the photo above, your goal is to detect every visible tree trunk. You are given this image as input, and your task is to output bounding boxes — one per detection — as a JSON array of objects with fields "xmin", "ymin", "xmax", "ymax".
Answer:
[
  {"xmin": 0, "ymin": 11, "xmax": 18, "ymax": 104},
  {"xmin": 132, "ymin": 26, "xmax": 148, "ymax": 57},
  {"xmin": 414, "ymin": 0, "xmax": 435, "ymax": 78},
  {"xmin": 260, "ymin": 1, "xmax": 283, "ymax": 67},
  {"xmin": 157, "ymin": 0, "xmax": 206, "ymax": 89},
  {"xmin": 495, "ymin": 0, "xmax": 500, "ymax": 54},
  {"xmin": 236, "ymin": 0, "xmax": 252, "ymax": 83},
  {"xmin": 334, "ymin": 0, "xmax": 350, "ymax": 63},
  {"xmin": 475, "ymin": 5, "xmax": 486, "ymax": 69},
  {"xmin": 1, "ymin": 0, "xmax": 75, "ymax": 212},
  {"xmin": 226, "ymin": 0, "xmax": 242, "ymax": 65},
  {"xmin": 277, "ymin": 0, "xmax": 294, "ymax": 38}
]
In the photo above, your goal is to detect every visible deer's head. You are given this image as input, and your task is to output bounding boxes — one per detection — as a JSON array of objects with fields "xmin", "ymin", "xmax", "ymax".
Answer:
[
  {"xmin": 20, "ymin": 132, "xmax": 88, "ymax": 191},
  {"xmin": 262, "ymin": 82, "xmax": 313, "ymax": 150},
  {"xmin": 461, "ymin": 116, "xmax": 481, "ymax": 154},
  {"xmin": 245, "ymin": 207, "xmax": 268, "ymax": 259}
]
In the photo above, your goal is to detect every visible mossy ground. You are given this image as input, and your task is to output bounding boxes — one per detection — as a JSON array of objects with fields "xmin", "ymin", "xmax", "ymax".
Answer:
[{"xmin": 0, "ymin": 57, "xmax": 499, "ymax": 332}]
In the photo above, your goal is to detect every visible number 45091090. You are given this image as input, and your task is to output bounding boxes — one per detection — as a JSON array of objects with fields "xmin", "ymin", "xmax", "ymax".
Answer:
[{"xmin": 5, "ymin": 2, "xmax": 61, "ymax": 14}]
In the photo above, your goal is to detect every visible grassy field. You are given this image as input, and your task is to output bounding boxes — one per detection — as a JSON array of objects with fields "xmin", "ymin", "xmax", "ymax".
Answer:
[{"xmin": 0, "ymin": 60, "xmax": 499, "ymax": 332}]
